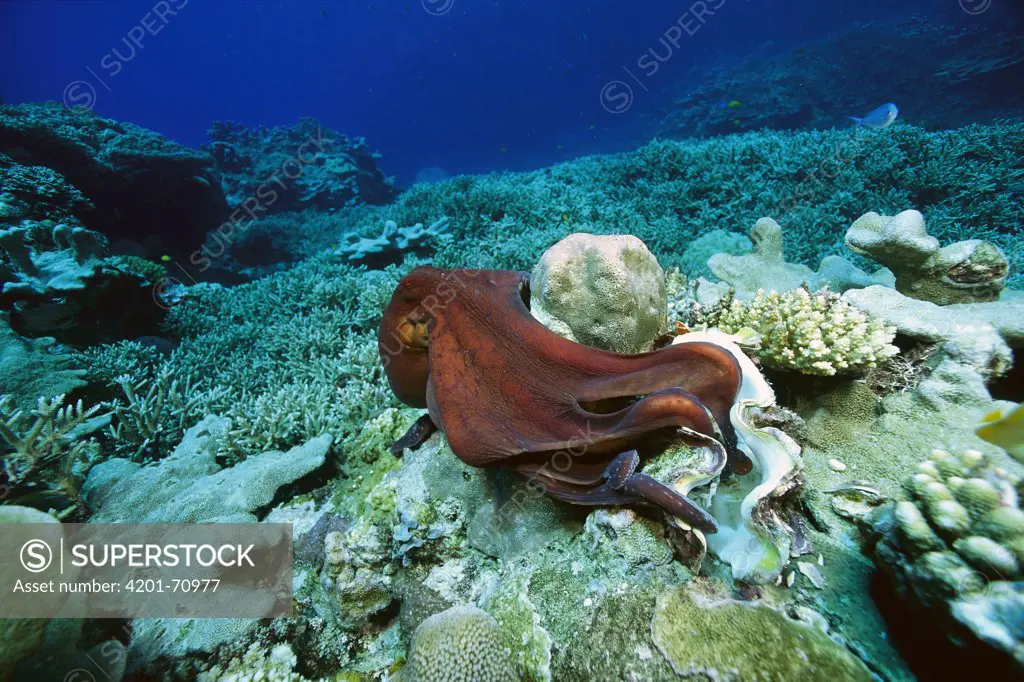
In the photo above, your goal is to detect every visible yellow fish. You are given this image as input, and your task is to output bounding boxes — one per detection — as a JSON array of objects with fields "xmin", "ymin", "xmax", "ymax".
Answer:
[
  {"xmin": 499, "ymin": 147, "xmax": 508, "ymax": 154},
  {"xmin": 561, "ymin": 214, "xmax": 569, "ymax": 222},
  {"xmin": 160, "ymin": 255, "xmax": 172, "ymax": 262},
  {"xmin": 727, "ymin": 99, "xmax": 743, "ymax": 108},
  {"xmin": 976, "ymin": 403, "xmax": 1024, "ymax": 462}
]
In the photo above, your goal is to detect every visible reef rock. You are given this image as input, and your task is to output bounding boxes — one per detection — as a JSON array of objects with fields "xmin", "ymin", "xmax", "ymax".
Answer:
[
  {"xmin": 708, "ymin": 217, "xmax": 892, "ymax": 299},
  {"xmin": 846, "ymin": 209, "xmax": 1009, "ymax": 305},
  {"xmin": 0, "ymin": 103, "xmax": 226, "ymax": 249},
  {"xmin": 530, "ymin": 232, "xmax": 667, "ymax": 353},
  {"xmin": 206, "ymin": 118, "xmax": 395, "ymax": 212},
  {"xmin": 83, "ymin": 415, "xmax": 331, "ymax": 523}
]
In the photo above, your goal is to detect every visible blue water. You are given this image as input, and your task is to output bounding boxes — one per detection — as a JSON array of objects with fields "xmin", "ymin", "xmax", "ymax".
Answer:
[{"xmin": 0, "ymin": 0, "xmax": 989, "ymax": 185}]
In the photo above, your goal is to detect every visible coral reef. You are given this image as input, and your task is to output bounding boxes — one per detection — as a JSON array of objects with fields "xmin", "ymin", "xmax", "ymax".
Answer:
[
  {"xmin": 846, "ymin": 209, "xmax": 1009, "ymax": 305},
  {"xmin": 706, "ymin": 287, "xmax": 899, "ymax": 376},
  {"xmin": 872, "ymin": 448, "xmax": 1024, "ymax": 671},
  {"xmin": 206, "ymin": 118, "xmax": 395, "ymax": 212},
  {"xmin": 0, "ymin": 102, "xmax": 226, "ymax": 249},
  {"xmin": 657, "ymin": 16, "xmax": 1024, "ymax": 137},
  {"xmin": 530, "ymin": 232, "xmax": 667, "ymax": 353},
  {"xmin": 5, "ymin": 106, "xmax": 1022, "ymax": 681},
  {"xmin": 708, "ymin": 217, "xmax": 891, "ymax": 300},
  {"xmin": 335, "ymin": 217, "xmax": 450, "ymax": 269},
  {"xmin": 197, "ymin": 121, "xmax": 1024, "ymax": 286}
]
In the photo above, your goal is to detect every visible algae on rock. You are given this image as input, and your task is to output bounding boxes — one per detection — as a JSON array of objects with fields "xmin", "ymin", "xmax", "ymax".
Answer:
[{"xmin": 651, "ymin": 586, "xmax": 872, "ymax": 680}]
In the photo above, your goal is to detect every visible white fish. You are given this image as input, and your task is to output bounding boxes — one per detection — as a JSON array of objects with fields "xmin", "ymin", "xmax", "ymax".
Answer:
[{"xmin": 849, "ymin": 102, "xmax": 899, "ymax": 129}]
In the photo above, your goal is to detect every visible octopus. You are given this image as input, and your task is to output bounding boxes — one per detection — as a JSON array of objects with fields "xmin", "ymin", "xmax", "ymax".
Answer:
[{"xmin": 377, "ymin": 266, "xmax": 749, "ymax": 533}]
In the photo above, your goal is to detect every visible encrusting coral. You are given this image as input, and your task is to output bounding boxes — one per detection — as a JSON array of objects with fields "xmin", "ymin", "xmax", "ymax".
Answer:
[
  {"xmin": 651, "ymin": 585, "xmax": 872, "ymax": 680},
  {"xmin": 873, "ymin": 447, "xmax": 1024, "ymax": 671},
  {"xmin": 846, "ymin": 209, "xmax": 1009, "ymax": 305},
  {"xmin": 705, "ymin": 286, "xmax": 899, "ymax": 376}
]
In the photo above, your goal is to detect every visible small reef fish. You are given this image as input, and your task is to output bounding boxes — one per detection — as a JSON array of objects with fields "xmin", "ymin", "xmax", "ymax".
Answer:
[
  {"xmin": 977, "ymin": 403, "xmax": 1024, "ymax": 462},
  {"xmin": 849, "ymin": 102, "xmax": 899, "ymax": 129},
  {"xmin": 727, "ymin": 99, "xmax": 743, "ymax": 108}
]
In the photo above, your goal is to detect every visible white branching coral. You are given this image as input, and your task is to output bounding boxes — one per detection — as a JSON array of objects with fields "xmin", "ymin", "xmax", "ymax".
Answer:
[{"xmin": 708, "ymin": 287, "xmax": 898, "ymax": 376}]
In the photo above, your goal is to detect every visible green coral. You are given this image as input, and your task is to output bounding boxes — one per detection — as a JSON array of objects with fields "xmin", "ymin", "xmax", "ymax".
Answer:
[
  {"xmin": 399, "ymin": 606, "xmax": 518, "ymax": 682},
  {"xmin": 106, "ymin": 254, "xmax": 167, "ymax": 283},
  {"xmin": 707, "ymin": 287, "xmax": 899, "ymax": 376},
  {"xmin": 875, "ymin": 447, "xmax": 1024, "ymax": 670}
]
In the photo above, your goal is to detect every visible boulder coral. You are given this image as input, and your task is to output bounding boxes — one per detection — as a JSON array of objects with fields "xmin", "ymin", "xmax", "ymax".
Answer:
[
  {"xmin": 530, "ymin": 232, "xmax": 667, "ymax": 353},
  {"xmin": 397, "ymin": 605, "xmax": 518, "ymax": 682}
]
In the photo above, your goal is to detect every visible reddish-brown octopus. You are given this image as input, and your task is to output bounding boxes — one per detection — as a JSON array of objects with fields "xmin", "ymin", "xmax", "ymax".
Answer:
[{"xmin": 378, "ymin": 266, "xmax": 749, "ymax": 533}]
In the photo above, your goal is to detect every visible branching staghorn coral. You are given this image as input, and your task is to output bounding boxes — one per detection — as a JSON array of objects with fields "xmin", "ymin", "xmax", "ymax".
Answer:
[
  {"xmin": 706, "ymin": 287, "xmax": 898, "ymax": 376},
  {"xmin": 0, "ymin": 393, "xmax": 103, "ymax": 514},
  {"xmin": 107, "ymin": 368, "xmax": 216, "ymax": 461}
]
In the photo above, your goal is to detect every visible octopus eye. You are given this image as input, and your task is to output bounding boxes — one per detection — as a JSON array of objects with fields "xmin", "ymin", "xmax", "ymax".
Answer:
[{"xmin": 396, "ymin": 317, "xmax": 430, "ymax": 348}]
